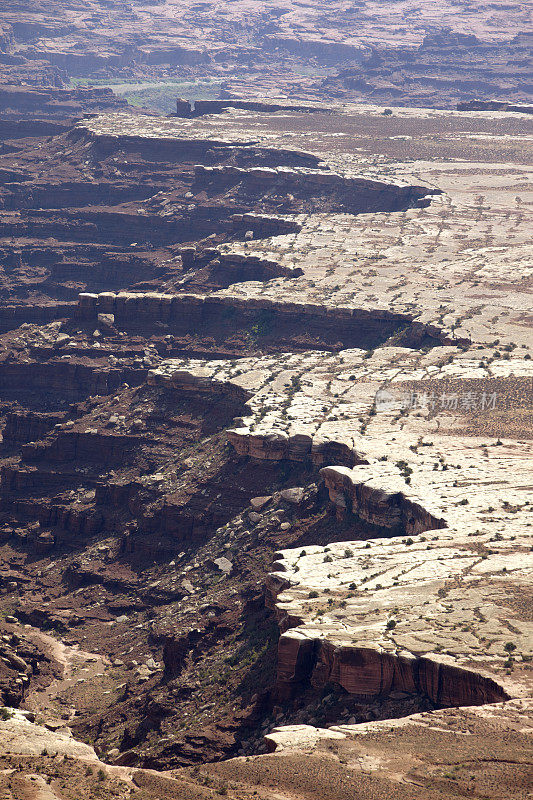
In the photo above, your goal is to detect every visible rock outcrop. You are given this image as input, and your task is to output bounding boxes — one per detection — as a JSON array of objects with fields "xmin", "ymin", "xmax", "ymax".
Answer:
[
  {"xmin": 320, "ymin": 464, "xmax": 447, "ymax": 533},
  {"xmin": 193, "ymin": 164, "xmax": 439, "ymax": 214},
  {"xmin": 269, "ymin": 521, "xmax": 531, "ymax": 707},
  {"xmin": 77, "ymin": 290, "xmax": 457, "ymax": 350},
  {"xmin": 0, "ymin": 83, "xmax": 127, "ymax": 120}
]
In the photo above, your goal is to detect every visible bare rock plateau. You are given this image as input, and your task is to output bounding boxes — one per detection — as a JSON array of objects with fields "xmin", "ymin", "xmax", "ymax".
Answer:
[{"xmin": 0, "ymin": 1, "xmax": 531, "ymax": 798}]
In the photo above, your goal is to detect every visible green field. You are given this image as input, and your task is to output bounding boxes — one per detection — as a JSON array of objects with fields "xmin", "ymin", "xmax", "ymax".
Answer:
[{"xmin": 69, "ymin": 78, "xmax": 223, "ymax": 113}]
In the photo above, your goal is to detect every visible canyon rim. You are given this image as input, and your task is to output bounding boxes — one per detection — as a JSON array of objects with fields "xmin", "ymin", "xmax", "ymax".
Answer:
[{"xmin": 0, "ymin": 1, "xmax": 531, "ymax": 798}]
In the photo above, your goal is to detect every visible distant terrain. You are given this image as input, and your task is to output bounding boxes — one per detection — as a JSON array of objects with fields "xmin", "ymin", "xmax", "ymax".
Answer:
[{"xmin": 0, "ymin": 2, "xmax": 531, "ymax": 799}]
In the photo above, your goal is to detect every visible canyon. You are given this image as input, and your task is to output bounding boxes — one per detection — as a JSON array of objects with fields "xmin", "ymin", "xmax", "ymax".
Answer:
[{"xmin": 0, "ymin": 2, "xmax": 531, "ymax": 799}]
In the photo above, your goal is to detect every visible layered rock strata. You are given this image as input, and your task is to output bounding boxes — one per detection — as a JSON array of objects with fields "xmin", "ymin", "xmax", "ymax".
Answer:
[
  {"xmin": 77, "ymin": 291, "xmax": 458, "ymax": 349},
  {"xmin": 269, "ymin": 521, "xmax": 531, "ymax": 706}
]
